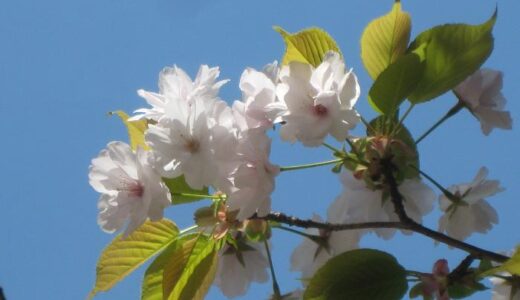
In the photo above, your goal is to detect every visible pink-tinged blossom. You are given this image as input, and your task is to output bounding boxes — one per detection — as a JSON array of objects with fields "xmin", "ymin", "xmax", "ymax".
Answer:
[
  {"xmin": 145, "ymin": 97, "xmax": 222, "ymax": 190},
  {"xmin": 219, "ymin": 132, "xmax": 279, "ymax": 220},
  {"xmin": 88, "ymin": 142, "xmax": 171, "ymax": 236},
  {"xmin": 214, "ymin": 240, "xmax": 269, "ymax": 298},
  {"xmin": 131, "ymin": 65, "xmax": 228, "ymax": 121},
  {"xmin": 331, "ymin": 171, "xmax": 435, "ymax": 239},
  {"xmin": 291, "ymin": 214, "xmax": 360, "ymax": 282},
  {"xmin": 275, "ymin": 52, "xmax": 360, "ymax": 146},
  {"xmin": 233, "ymin": 67, "xmax": 279, "ymax": 131},
  {"xmin": 455, "ymin": 69, "xmax": 512, "ymax": 135},
  {"xmin": 438, "ymin": 167, "xmax": 503, "ymax": 241}
]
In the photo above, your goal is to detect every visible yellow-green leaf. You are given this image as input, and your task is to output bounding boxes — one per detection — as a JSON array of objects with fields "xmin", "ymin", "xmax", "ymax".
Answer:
[
  {"xmin": 141, "ymin": 236, "xmax": 190, "ymax": 300},
  {"xmin": 274, "ymin": 26, "xmax": 341, "ymax": 67},
  {"xmin": 482, "ymin": 248, "xmax": 518, "ymax": 277},
  {"xmin": 361, "ymin": 2, "xmax": 411, "ymax": 80},
  {"xmin": 88, "ymin": 219, "xmax": 179, "ymax": 299},
  {"xmin": 110, "ymin": 110, "xmax": 149, "ymax": 150},
  {"xmin": 162, "ymin": 234, "xmax": 218, "ymax": 300},
  {"xmin": 407, "ymin": 9, "xmax": 496, "ymax": 103},
  {"xmin": 163, "ymin": 176, "xmax": 209, "ymax": 205}
]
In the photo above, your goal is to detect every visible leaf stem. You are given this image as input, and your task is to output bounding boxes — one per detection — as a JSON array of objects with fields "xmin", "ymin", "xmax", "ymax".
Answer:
[
  {"xmin": 415, "ymin": 101, "xmax": 464, "ymax": 145},
  {"xmin": 279, "ymin": 158, "xmax": 343, "ymax": 172},
  {"xmin": 264, "ymin": 240, "xmax": 282, "ymax": 299},
  {"xmin": 322, "ymin": 142, "xmax": 343, "ymax": 153},
  {"xmin": 171, "ymin": 192, "xmax": 222, "ymax": 200}
]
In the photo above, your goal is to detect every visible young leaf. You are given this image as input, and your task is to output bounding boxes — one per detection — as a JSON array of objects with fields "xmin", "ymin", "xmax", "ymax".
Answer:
[
  {"xmin": 361, "ymin": 1, "xmax": 411, "ymax": 80},
  {"xmin": 141, "ymin": 239, "xmax": 182, "ymax": 300},
  {"xmin": 274, "ymin": 26, "xmax": 341, "ymax": 67},
  {"xmin": 482, "ymin": 247, "xmax": 519, "ymax": 276},
  {"xmin": 110, "ymin": 110, "xmax": 149, "ymax": 150},
  {"xmin": 407, "ymin": 9, "xmax": 497, "ymax": 103},
  {"xmin": 163, "ymin": 176, "xmax": 209, "ymax": 205},
  {"xmin": 162, "ymin": 234, "xmax": 219, "ymax": 300},
  {"xmin": 368, "ymin": 52, "xmax": 424, "ymax": 115},
  {"xmin": 88, "ymin": 219, "xmax": 179, "ymax": 299},
  {"xmin": 304, "ymin": 248, "xmax": 408, "ymax": 300}
]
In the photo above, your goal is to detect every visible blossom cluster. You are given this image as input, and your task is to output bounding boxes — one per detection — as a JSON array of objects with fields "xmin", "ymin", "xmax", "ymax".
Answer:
[{"xmin": 88, "ymin": 51, "xmax": 512, "ymax": 298}]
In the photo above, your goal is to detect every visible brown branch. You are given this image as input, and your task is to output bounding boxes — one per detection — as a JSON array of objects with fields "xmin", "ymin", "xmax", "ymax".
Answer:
[{"xmin": 379, "ymin": 158, "xmax": 509, "ymax": 263}]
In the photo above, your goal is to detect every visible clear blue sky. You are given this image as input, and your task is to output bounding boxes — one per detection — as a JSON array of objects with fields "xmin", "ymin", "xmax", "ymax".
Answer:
[{"xmin": 1, "ymin": 0, "xmax": 519, "ymax": 299}]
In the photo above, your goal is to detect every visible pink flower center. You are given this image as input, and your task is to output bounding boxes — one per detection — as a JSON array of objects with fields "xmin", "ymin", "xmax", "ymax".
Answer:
[
  {"xmin": 312, "ymin": 104, "xmax": 328, "ymax": 118},
  {"xmin": 119, "ymin": 178, "xmax": 144, "ymax": 198}
]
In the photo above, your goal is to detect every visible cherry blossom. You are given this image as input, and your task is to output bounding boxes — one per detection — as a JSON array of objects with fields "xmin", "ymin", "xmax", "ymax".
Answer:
[
  {"xmin": 131, "ymin": 65, "xmax": 228, "ymax": 121},
  {"xmin": 275, "ymin": 52, "xmax": 360, "ymax": 146},
  {"xmin": 331, "ymin": 171, "xmax": 435, "ymax": 239},
  {"xmin": 491, "ymin": 276, "xmax": 520, "ymax": 300},
  {"xmin": 214, "ymin": 238, "xmax": 269, "ymax": 298},
  {"xmin": 88, "ymin": 142, "xmax": 171, "ymax": 236},
  {"xmin": 455, "ymin": 68, "xmax": 512, "ymax": 135},
  {"xmin": 438, "ymin": 167, "xmax": 503, "ymax": 241},
  {"xmin": 219, "ymin": 131, "xmax": 280, "ymax": 220},
  {"xmin": 290, "ymin": 214, "xmax": 360, "ymax": 282}
]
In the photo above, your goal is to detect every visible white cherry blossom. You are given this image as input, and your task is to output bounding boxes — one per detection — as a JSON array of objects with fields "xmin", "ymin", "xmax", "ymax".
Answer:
[
  {"xmin": 275, "ymin": 52, "xmax": 360, "ymax": 146},
  {"xmin": 214, "ymin": 239, "xmax": 269, "ymax": 298},
  {"xmin": 88, "ymin": 142, "xmax": 171, "ymax": 236},
  {"xmin": 454, "ymin": 68, "xmax": 512, "ymax": 135},
  {"xmin": 145, "ymin": 97, "xmax": 220, "ymax": 190},
  {"xmin": 331, "ymin": 171, "xmax": 435, "ymax": 239},
  {"xmin": 219, "ymin": 131, "xmax": 279, "ymax": 220},
  {"xmin": 233, "ymin": 67, "xmax": 278, "ymax": 131},
  {"xmin": 491, "ymin": 276, "xmax": 520, "ymax": 300},
  {"xmin": 131, "ymin": 65, "xmax": 228, "ymax": 121},
  {"xmin": 291, "ymin": 214, "xmax": 360, "ymax": 282},
  {"xmin": 438, "ymin": 167, "xmax": 503, "ymax": 241}
]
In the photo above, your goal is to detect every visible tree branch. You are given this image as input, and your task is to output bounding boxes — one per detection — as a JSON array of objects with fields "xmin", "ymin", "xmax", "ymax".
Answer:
[{"xmin": 379, "ymin": 158, "xmax": 509, "ymax": 263}]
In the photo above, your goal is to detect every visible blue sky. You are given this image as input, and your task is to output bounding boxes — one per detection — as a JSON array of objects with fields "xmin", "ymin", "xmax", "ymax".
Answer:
[{"xmin": 1, "ymin": 0, "xmax": 519, "ymax": 299}]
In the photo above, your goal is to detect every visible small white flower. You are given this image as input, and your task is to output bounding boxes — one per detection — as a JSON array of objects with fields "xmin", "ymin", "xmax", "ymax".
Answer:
[
  {"xmin": 88, "ymin": 142, "xmax": 171, "ymax": 236},
  {"xmin": 331, "ymin": 171, "xmax": 435, "ymax": 239},
  {"xmin": 132, "ymin": 65, "xmax": 228, "ymax": 121},
  {"xmin": 454, "ymin": 68, "xmax": 512, "ymax": 135},
  {"xmin": 291, "ymin": 214, "xmax": 360, "ymax": 282},
  {"xmin": 214, "ymin": 240, "xmax": 269, "ymax": 298},
  {"xmin": 233, "ymin": 67, "xmax": 279, "ymax": 131},
  {"xmin": 145, "ymin": 98, "xmax": 219, "ymax": 190},
  {"xmin": 221, "ymin": 132, "xmax": 280, "ymax": 220},
  {"xmin": 491, "ymin": 276, "xmax": 520, "ymax": 300},
  {"xmin": 438, "ymin": 167, "xmax": 503, "ymax": 241},
  {"xmin": 275, "ymin": 52, "xmax": 360, "ymax": 146}
]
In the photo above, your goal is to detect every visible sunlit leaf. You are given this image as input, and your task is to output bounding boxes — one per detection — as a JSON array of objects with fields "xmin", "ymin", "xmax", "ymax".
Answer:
[
  {"xmin": 408, "ymin": 9, "xmax": 497, "ymax": 103},
  {"xmin": 110, "ymin": 110, "xmax": 149, "ymax": 150},
  {"xmin": 368, "ymin": 52, "xmax": 424, "ymax": 115},
  {"xmin": 162, "ymin": 234, "xmax": 218, "ymax": 300},
  {"xmin": 274, "ymin": 26, "xmax": 341, "ymax": 67},
  {"xmin": 361, "ymin": 1, "xmax": 411, "ymax": 80},
  {"xmin": 163, "ymin": 176, "xmax": 209, "ymax": 205},
  {"xmin": 304, "ymin": 249, "xmax": 408, "ymax": 300},
  {"xmin": 88, "ymin": 219, "xmax": 179, "ymax": 299}
]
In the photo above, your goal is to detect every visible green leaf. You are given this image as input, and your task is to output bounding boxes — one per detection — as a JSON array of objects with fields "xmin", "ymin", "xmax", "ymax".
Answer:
[
  {"xmin": 274, "ymin": 26, "xmax": 341, "ymax": 67},
  {"xmin": 110, "ymin": 110, "xmax": 149, "ymax": 150},
  {"xmin": 368, "ymin": 52, "xmax": 425, "ymax": 115},
  {"xmin": 407, "ymin": 9, "xmax": 497, "ymax": 103},
  {"xmin": 162, "ymin": 234, "xmax": 219, "ymax": 300},
  {"xmin": 163, "ymin": 176, "xmax": 209, "ymax": 205},
  {"xmin": 141, "ymin": 238, "xmax": 183, "ymax": 300},
  {"xmin": 304, "ymin": 249, "xmax": 408, "ymax": 300},
  {"xmin": 482, "ymin": 247, "xmax": 518, "ymax": 276},
  {"xmin": 88, "ymin": 219, "xmax": 179, "ymax": 299},
  {"xmin": 361, "ymin": 1, "xmax": 411, "ymax": 80}
]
